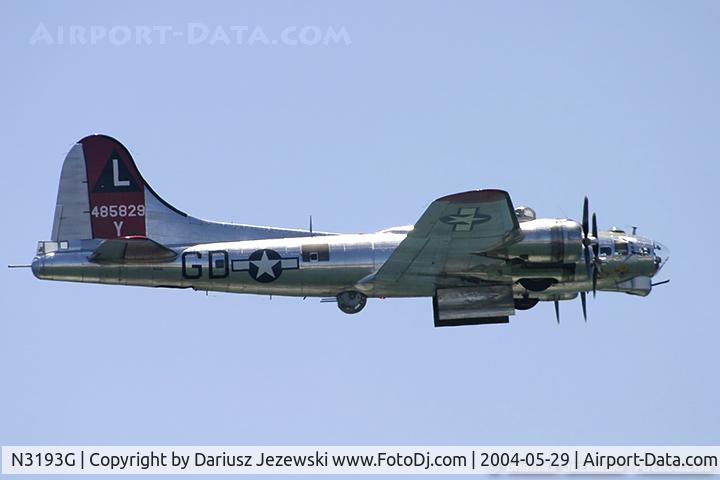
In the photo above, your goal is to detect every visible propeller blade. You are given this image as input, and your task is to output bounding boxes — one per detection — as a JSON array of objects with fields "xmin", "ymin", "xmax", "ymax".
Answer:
[
  {"xmin": 554, "ymin": 300, "xmax": 560, "ymax": 324},
  {"xmin": 582, "ymin": 196, "xmax": 589, "ymax": 238},
  {"xmin": 580, "ymin": 291, "xmax": 587, "ymax": 322},
  {"xmin": 592, "ymin": 268, "xmax": 598, "ymax": 298},
  {"xmin": 584, "ymin": 245, "xmax": 592, "ymax": 279},
  {"xmin": 591, "ymin": 212, "xmax": 598, "ymax": 238},
  {"xmin": 592, "ymin": 213, "xmax": 599, "ymax": 258}
]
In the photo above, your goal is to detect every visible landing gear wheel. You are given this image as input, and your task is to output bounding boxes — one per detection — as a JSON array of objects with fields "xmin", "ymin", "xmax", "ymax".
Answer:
[
  {"xmin": 514, "ymin": 298, "xmax": 540, "ymax": 310},
  {"xmin": 337, "ymin": 291, "xmax": 367, "ymax": 314}
]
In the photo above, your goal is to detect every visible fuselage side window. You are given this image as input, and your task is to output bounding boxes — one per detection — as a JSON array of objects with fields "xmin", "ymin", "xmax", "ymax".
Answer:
[{"xmin": 301, "ymin": 244, "xmax": 330, "ymax": 262}]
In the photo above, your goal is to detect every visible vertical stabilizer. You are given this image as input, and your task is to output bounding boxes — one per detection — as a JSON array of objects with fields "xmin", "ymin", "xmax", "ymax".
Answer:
[{"xmin": 50, "ymin": 134, "xmax": 319, "ymax": 245}]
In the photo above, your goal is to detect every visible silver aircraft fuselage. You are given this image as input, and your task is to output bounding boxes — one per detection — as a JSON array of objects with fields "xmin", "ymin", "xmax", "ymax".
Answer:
[{"xmin": 32, "ymin": 219, "xmax": 667, "ymax": 300}]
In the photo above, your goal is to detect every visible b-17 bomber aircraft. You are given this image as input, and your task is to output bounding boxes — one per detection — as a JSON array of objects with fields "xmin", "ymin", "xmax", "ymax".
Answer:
[{"xmin": 23, "ymin": 135, "xmax": 670, "ymax": 326}]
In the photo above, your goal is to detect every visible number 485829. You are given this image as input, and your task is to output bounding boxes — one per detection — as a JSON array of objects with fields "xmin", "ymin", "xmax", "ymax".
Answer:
[{"xmin": 90, "ymin": 204, "xmax": 145, "ymax": 218}]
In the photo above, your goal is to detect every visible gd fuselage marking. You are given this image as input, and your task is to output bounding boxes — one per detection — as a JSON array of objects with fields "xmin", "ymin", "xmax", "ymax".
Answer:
[
  {"xmin": 182, "ymin": 249, "xmax": 300, "ymax": 282},
  {"xmin": 440, "ymin": 207, "xmax": 492, "ymax": 232}
]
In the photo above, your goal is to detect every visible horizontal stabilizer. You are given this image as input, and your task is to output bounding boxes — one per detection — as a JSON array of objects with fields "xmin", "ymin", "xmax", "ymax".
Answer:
[{"xmin": 88, "ymin": 236, "xmax": 177, "ymax": 264}]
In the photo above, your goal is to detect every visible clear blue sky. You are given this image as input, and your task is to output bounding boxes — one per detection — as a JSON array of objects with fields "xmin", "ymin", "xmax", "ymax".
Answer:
[{"xmin": 1, "ymin": 1, "xmax": 718, "ymax": 478}]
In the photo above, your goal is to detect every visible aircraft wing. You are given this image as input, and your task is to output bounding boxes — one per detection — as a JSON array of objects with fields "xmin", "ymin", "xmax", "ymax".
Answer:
[{"xmin": 372, "ymin": 189, "xmax": 521, "ymax": 284}]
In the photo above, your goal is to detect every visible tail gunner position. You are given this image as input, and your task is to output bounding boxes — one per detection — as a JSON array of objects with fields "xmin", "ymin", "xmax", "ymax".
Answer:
[{"xmin": 25, "ymin": 135, "xmax": 670, "ymax": 326}]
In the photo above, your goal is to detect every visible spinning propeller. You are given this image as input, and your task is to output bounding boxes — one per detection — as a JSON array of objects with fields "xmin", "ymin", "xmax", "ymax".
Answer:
[
  {"xmin": 582, "ymin": 197, "xmax": 602, "ymax": 298},
  {"xmin": 555, "ymin": 197, "xmax": 602, "ymax": 324}
]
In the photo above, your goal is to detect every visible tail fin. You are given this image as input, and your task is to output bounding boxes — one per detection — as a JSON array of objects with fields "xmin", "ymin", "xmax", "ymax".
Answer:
[
  {"xmin": 51, "ymin": 134, "xmax": 316, "ymax": 244},
  {"xmin": 51, "ymin": 134, "xmax": 186, "ymax": 241}
]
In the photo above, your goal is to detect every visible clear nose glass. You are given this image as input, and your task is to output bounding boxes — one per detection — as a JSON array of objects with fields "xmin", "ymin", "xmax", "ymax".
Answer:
[{"xmin": 653, "ymin": 241, "xmax": 670, "ymax": 272}]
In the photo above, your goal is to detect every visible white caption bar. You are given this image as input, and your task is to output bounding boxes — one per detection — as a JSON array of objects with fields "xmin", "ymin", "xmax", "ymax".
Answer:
[{"xmin": 2, "ymin": 446, "xmax": 719, "ymax": 475}]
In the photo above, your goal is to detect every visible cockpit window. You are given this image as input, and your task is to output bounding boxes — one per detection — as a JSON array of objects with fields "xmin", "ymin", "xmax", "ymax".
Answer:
[
  {"xmin": 631, "ymin": 243, "xmax": 651, "ymax": 256},
  {"xmin": 614, "ymin": 241, "xmax": 628, "ymax": 255},
  {"xmin": 599, "ymin": 246, "xmax": 612, "ymax": 256}
]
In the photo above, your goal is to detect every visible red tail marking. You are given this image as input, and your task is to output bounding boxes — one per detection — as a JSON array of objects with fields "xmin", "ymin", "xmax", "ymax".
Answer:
[{"xmin": 81, "ymin": 135, "xmax": 146, "ymax": 239}]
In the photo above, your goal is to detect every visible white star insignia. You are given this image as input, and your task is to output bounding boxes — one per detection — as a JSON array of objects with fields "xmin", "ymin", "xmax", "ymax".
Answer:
[{"xmin": 251, "ymin": 250, "xmax": 280, "ymax": 278}]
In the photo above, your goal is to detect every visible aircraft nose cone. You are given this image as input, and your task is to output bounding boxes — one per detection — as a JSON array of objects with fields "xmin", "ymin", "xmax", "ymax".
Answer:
[{"xmin": 653, "ymin": 241, "xmax": 670, "ymax": 273}]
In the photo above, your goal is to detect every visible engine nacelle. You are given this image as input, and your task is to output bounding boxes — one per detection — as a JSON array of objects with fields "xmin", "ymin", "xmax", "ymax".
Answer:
[{"xmin": 505, "ymin": 219, "xmax": 583, "ymax": 263}]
